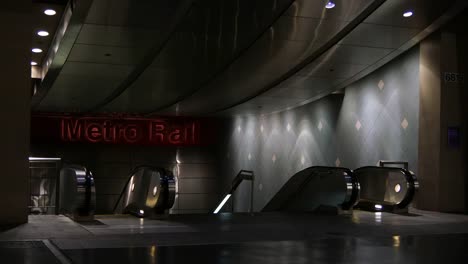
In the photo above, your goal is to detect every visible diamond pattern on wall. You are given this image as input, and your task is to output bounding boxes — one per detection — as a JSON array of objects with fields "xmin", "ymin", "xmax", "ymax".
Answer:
[
  {"xmin": 335, "ymin": 158, "xmax": 341, "ymax": 167},
  {"xmin": 355, "ymin": 120, "xmax": 362, "ymax": 131},
  {"xmin": 401, "ymin": 118, "xmax": 409, "ymax": 130},
  {"xmin": 378, "ymin": 80, "xmax": 385, "ymax": 91}
]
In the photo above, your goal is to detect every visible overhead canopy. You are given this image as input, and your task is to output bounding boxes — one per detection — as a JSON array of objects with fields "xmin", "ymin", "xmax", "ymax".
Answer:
[{"xmin": 32, "ymin": 0, "xmax": 468, "ymax": 116}]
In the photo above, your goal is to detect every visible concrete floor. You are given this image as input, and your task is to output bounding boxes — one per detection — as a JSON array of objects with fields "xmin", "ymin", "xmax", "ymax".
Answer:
[{"xmin": 1, "ymin": 209, "xmax": 468, "ymax": 263}]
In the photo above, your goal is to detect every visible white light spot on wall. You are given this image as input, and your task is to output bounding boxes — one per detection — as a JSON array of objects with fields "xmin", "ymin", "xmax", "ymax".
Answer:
[
  {"xmin": 401, "ymin": 118, "xmax": 409, "ymax": 130},
  {"xmin": 301, "ymin": 155, "xmax": 305, "ymax": 165},
  {"xmin": 335, "ymin": 158, "xmax": 341, "ymax": 167},
  {"xmin": 394, "ymin": 184, "xmax": 401, "ymax": 193},
  {"xmin": 248, "ymin": 153, "xmax": 252, "ymax": 160},
  {"xmin": 272, "ymin": 154, "xmax": 277, "ymax": 163},
  {"xmin": 260, "ymin": 125, "xmax": 264, "ymax": 133},
  {"xmin": 318, "ymin": 121, "xmax": 323, "ymax": 131},
  {"xmin": 237, "ymin": 126, "xmax": 241, "ymax": 132},
  {"xmin": 287, "ymin": 123, "xmax": 291, "ymax": 132},
  {"xmin": 258, "ymin": 183, "xmax": 263, "ymax": 191},
  {"xmin": 378, "ymin": 80, "xmax": 385, "ymax": 91},
  {"xmin": 355, "ymin": 120, "xmax": 362, "ymax": 131}
]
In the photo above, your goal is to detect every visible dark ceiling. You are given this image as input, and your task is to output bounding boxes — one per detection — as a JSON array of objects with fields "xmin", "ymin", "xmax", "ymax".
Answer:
[{"xmin": 31, "ymin": 0, "xmax": 468, "ymax": 116}]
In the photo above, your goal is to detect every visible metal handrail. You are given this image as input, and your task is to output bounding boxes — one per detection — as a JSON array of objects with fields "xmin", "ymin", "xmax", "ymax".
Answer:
[
  {"xmin": 213, "ymin": 170, "xmax": 254, "ymax": 214},
  {"xmin": 379, "ymin": 160, "xmax": 409, "ymax": 170}
]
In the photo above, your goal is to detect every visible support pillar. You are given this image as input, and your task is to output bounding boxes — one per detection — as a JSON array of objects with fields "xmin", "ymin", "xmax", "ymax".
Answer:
[
  {"xmin": 417, "ymin": 20, "xmax": 467, "ymax": 213},
  {"xmin": 0, "ymin": 2, "xmax": 31, "ymax": 225}
]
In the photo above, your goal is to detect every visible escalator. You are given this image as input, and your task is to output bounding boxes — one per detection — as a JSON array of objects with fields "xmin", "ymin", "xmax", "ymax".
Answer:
[
  {"xmin": 262, "ymin": 166, "xmax": 360, "ymax": 213},
  {"xmin": 59, "ymin": 164, "xmax": 96, "ymax": 221},
  {"xmin": 215, "ymin": 164, "xmax": 417, "ymax": 215},
  {"xmin": 354, "ymin": 166, "xmax": 418, "ymax": 213},
  {"xmin": 113, "ymin": 166, "xmax": 176, "ymax": 218}
]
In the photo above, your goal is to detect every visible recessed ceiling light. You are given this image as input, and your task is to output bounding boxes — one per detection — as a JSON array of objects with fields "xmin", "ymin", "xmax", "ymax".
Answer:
[
  {"xmin": 44, "ymin": 9, "xmax": 56, "ymax": 16},
  {"xmin": 31, "ymin": 61, "xmax": 38, "ymax": 66},
  {"xmin": 32, "ymin": 48, "xmax": 43, "ymax": 53},
  {"xmin": 403, "ymin": 11, "xmax": 413, "ymax": 17},
  {"xmin": 325, "ymin": 1, "xmax": 336, "ymax": 9},
  {"xmin": 37, "ymin": 31, "xmax": 49, "ymax": 37}
]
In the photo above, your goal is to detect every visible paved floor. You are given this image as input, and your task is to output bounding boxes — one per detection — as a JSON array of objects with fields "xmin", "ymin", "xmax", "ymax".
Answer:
[
  {"xmin": 0, "ymin": 241, "xmax": 60, "ymax": 264},
  {"xmin": 63, "ymin": 234, "xmax": 468, "ymax": 264},
  {"xmin": 1, "ymin": 209, "xmax": 468, "ymax": 263}
]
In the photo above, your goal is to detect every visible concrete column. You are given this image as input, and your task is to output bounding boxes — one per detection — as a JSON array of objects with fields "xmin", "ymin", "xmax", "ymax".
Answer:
[
  {"xmin": 417, "ymin": 27, "xmax": 467, "ymax": 213},
  {"xmin": 0, "ymin": 2, "xmax": 31, "ymax": 225},
  {"xmin": 417, "ymin": 33, "xmax": 441, "ymax": 211},
  {"xmin": 458, "ymin": 23, "xmax": 468, "ymax": 214}
]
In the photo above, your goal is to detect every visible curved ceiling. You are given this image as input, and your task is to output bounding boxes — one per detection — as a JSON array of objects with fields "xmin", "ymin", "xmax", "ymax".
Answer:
[{"xmin": 33, "ymin": 0, "xmax": 468, "ymax": 116}]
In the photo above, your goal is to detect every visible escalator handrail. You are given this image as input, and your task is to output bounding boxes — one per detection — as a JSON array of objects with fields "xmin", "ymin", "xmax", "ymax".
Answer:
[{"xmin": 214, "ymin": 170, "xmax": 254, "ymax": 213}]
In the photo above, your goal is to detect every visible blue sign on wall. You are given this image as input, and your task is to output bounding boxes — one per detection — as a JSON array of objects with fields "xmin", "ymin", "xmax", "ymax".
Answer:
[{"xmin": 447, "ymin": 127, "xmax": 461, "ymax": 149}]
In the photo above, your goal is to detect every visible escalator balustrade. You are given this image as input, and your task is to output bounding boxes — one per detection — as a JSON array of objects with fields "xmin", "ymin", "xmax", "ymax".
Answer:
[
  {"xmin": 114, "ymin": 166, "xmax": 176, "ymax": 218},
  {"xmin": 354, "ymin": 166, "xmax": 418, "ymax": 213},
  {"xmin": 59, "ymin": 165, "xmax": 96, "ymax": 221},
  {"xmin": 263, "ymin": 166, "xmax": 360, "ymax": 212}
]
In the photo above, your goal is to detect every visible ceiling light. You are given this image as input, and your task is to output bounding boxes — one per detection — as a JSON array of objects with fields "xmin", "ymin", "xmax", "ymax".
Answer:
[
  {"xmin": 403, "ymin": 11, "xmax": 413, "ymax": 17},
  {"xmin": 131, "ymin": 183, "xmax": 135, "ymax": 192},
  {"xmin": 37, "ymin": 31, "xmax": 49, "ymax": 37},
  {"xmin": 44, "ymin": 9, "xmax": 56, "ymax": 16},
  {"xmin": 32, "ymin": 48, "xmax": 43, "ymax": 53},
  {"xmin": 325, "ymin": 2, "xmax": 336, "ymax": 9},
  {"xmin": 374, "ymin": 204, "xmax": 383, "ymax": 210},
  {"xmin": 139, "ymin": 209, "xmax": 145, "ymax": 215},
  {"xmin": 152, "ymin": 186, "xmax": 158, "ymax": 197},
  {"xmin": 31, "ymin": 61, "xmax": 38, "ymax": 66}
]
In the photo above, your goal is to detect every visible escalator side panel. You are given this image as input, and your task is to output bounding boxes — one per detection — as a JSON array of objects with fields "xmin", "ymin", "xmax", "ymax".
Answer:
[
  {"xmin": 262, "ymin": 166, "xmax": 358, "ymax": 212},
  {"xmin": 117, "ymin": 166, "xmax": 176, "ymax": 217},
  {"xmin": 286, "ymin": 169, "xmax": 348, "ymax": 211},
  {"xmin": 354, "ymin": 166, "xmax": 417, "ymax": 211},
  {"xmin": 59, "ymin": 165, "xmax": 96, "ymax": 220},
  {"xmin": 262, "ymin": 167, "xmax": 314, "ymax": 211}
]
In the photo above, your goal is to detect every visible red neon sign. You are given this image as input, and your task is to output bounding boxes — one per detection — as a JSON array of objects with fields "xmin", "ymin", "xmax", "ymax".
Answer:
[{"xmin": 31, "ymin": 114, "xmax": 217, "ymax": 146}]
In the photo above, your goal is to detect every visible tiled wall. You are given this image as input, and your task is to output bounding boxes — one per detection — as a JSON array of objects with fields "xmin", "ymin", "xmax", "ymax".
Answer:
[
  {"xmin": 30, "ymin": 144, "xmax": 220, "ymax": 214},
  {"xmin": 220, "ymin": 47, "xmax": 420, "ymax": 212}
]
